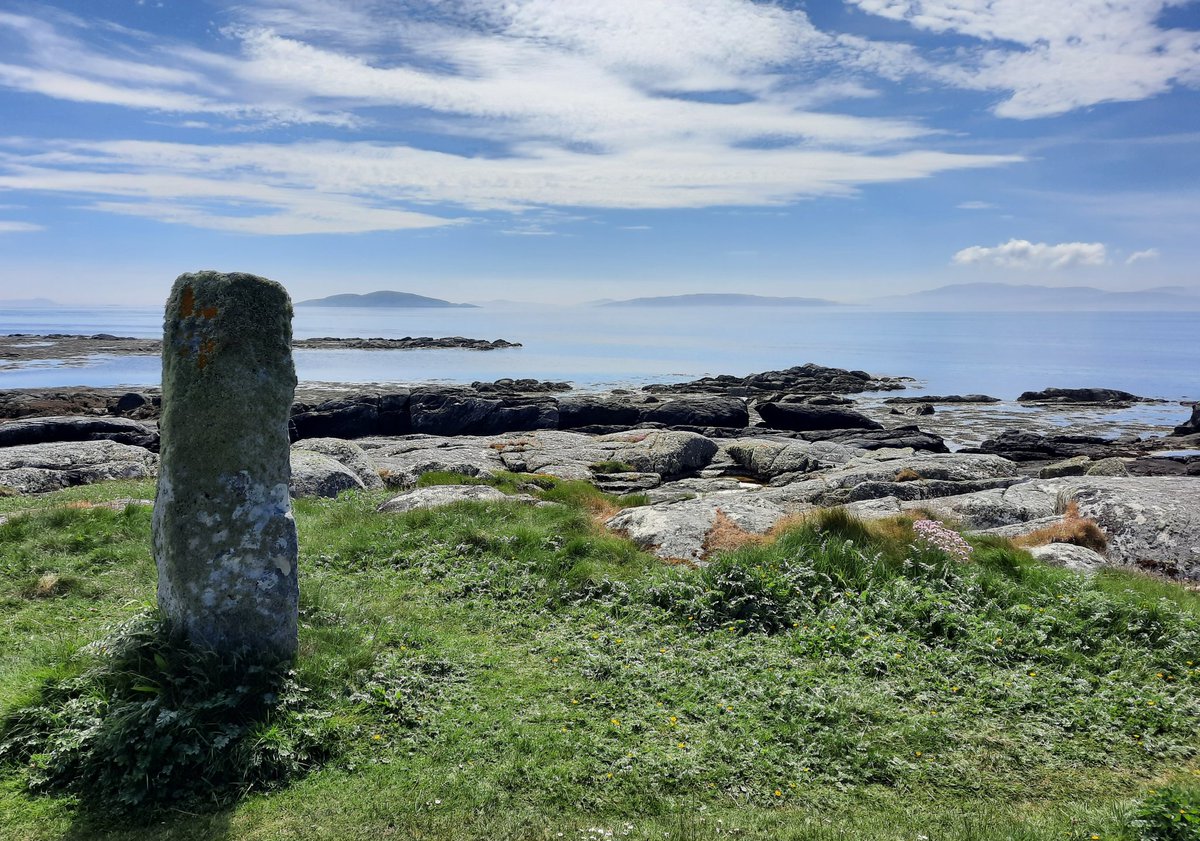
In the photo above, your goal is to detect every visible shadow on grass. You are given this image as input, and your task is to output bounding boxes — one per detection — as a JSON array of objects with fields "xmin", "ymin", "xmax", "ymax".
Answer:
[{"xmin": 0, "ymin": 614, "xmax": 330, "ymax": 830}]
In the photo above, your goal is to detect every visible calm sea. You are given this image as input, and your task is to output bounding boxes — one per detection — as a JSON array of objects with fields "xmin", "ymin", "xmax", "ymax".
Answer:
[{"xmin": 1, "ymin": 306, "xmax": 1197, "ymax": 406}]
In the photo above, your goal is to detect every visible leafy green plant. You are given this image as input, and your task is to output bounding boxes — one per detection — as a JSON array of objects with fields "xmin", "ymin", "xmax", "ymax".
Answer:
[{"xmin": 1131, "ymin": 785, "xmax": 1200, "ymax": 841}]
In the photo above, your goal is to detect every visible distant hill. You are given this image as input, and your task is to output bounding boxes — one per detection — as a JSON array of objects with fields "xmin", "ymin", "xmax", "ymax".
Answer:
[
  {"xmin": 601, "ymin": 293, "xmax": 842, "ymax": 308},
  {"xmin": 871, "ymin": 282, "xmax": 1200, "ymax": 311},
  {"xmin": 0, "ymin": 297, "xmax": 57, "ymax": 308},
  {"xmin": 297, "ymin": 291, "xmax": 477, "ymax": 308}
]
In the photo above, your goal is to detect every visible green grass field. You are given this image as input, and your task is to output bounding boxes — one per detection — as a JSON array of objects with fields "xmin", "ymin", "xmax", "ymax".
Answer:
[{"xmin": 0, "ymin": 477, "xmax": 1197, "ymax": 841}]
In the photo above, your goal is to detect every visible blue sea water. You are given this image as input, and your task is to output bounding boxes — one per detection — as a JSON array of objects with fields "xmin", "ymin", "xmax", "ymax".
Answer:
[{"xmin": 1, "ymin": 305, "xmax": 1197, "ymax": 405}]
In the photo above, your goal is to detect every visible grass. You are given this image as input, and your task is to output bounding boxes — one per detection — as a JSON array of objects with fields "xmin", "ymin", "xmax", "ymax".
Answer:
[{"xmin": 0, "ymin": 478, "xmax": 1197, "ymax": 840}]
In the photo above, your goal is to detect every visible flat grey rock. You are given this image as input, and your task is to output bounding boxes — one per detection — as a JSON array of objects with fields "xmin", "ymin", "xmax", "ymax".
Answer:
[
  {"xmin": 1027, "ymin": 543, "xmax": 1107, "ymax": 574},
  {"xmin": 358, "ymin": 435, "xmax": 507, "ymax": 486},
  {"xmin": 290, "ymin": 449, "xmax": 366, "ymax": 498},
  {"xmin": 606, "ymin": 495, "xmax": 790, "ymax": 563},
  {"xmin": 1054, "ymin": 477, "xmax": 1200, "ymax": 577},
  {"xmin": 378, "ymin": 484, "xmax": 524, "ymax": 513},
  {"xmin": 292, "ymin": 437, "xmax": 385, "ymax": 489},
  {"xmin": 0, "ymin": 440, "xmax": 158, "ymax": 494}
]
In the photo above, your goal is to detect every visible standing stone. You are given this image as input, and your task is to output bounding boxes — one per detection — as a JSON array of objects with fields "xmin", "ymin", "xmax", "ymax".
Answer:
[{"xmin": 152, "ymin": 272, "xmax": 299, "ymax": 659}]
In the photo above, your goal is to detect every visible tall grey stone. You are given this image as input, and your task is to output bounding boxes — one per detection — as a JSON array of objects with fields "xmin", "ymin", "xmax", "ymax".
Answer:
[{"xmin": 152, "ymin": 271, "xmax": 299, "ymax": 659}]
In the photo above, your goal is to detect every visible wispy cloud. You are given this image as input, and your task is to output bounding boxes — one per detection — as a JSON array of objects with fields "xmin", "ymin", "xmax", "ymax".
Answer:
[
  {"xmin": 0, "ymin": 0, "xmax": 1026, "ymax": 235},
  {"xmin": 957, "ymin": 200, "xmax": 996, "ymax": 210},
  {"xmin": 1125, "ymin": 247, "xmax": 1161, "ymax": 264},
  {"xmin": 952, "ymin": 238, "xmax": 1108, "ymax": 269},
  {"xmin": 847, "ymin": 0, "xmax": 1200, "ymax": 118},
  {"xmin": 0, "ymin": 220, "xmax": 42, "ymax": 233}
]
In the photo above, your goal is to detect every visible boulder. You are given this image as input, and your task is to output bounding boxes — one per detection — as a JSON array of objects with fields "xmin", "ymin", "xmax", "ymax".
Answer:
[
  {"xmin": 967, "ymin": 430, "xmax": 1118, "ymax": 462},
  {"xmin": 1038, "ymin": 456, "xmax": 1091, "ymax": 478},
  {"xmin": 763, "ymin": 453, "xmax": 1022, "ymax": 511},
  {"xmin": 558, "ymin": 396, "xmax": 643, "ymax": 428},
  {"xmin": 1085, "ymin": 457, "xmax": 1129, "ymax": 477},
  {"xmin": 0, "ymin": 440, "xmax": 158, "ymax": 494},
  {"xmin": 292, "ymin": 438, "xmax": 385, "ymax": 489},
  {"xmin": 358, "ymin": 435, "xmax": 507, "ymax": 486},
  {"xmin": 1017, "ymin": 387, "xmax": 1145, "ymax": 405},
  {"xmin": 378, "ymin": 484, "xmax": 516, "ymax": 513},
  {"xmin": 495, "ymin": 429, "xmax": 717, "ymax": 481},
  {"xmin": 289, "ymin": 450, "xmax": 366, "ymax": 498},
  {"xmin": 641, "ymin": 397, "xmax": 748, "ymax": 428},
  {"xmin": 1055, "ymin": 477, "xmax": 1200, "ymax": 577},
  {"xmin": 0, "ymin": 415, "xmax": 159, "ymax": 451},
  {"xmin": 799, "ymin": 426, "xmax": 948, "ymax": 453},
  {"xmin": 1027, "ymin": 543, "xmax": 1107, "ymax": 574},
  {"xmin": 1175, "ymin": 404, "xmax": 1200, "ymax": 435},
  {"xmin": 909, "ymin": 483, "xmax": 1060, "ymax": 530},
  {"xmin": 606, "ymin": 495, "xmax": 789, "ymax": 562},
  {"xmin": 890, "ymin": 403, "xmax": 934, "ymax": 417},
  {"xmin": 756, "ymin": 403, "xmax": 883, "ymax": 432}
]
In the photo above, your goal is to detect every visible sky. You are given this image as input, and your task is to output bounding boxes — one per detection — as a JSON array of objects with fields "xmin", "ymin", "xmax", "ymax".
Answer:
[{"xmin": 0, "ymin": 0, "xmax": 1198, "ymax": 306}]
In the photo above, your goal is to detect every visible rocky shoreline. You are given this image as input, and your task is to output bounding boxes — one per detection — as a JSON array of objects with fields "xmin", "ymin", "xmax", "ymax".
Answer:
[
  {"xmin": 2, "ymin": 362, "xmax": 1197, "ymax": 581},
  {"xmin": 0, "ymin": 333, "xmax": 521, "ymax": 368}
]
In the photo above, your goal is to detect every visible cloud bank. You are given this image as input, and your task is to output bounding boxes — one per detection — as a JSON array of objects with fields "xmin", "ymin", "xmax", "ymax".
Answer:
[
  {"xmin": 0, "ymin": 1, "xmax": 1196, "ymax": 234},
  {"xmin": 952, "ymin": 239, "xmax": 1109, "ymax": 269}
]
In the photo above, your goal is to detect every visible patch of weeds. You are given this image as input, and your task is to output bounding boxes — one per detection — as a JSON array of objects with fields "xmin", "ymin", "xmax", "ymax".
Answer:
[
  {"xmin": 1130, "ymin": 783, "xmax": 1200, "ymax": 840},
  {"xmin": 0, "ymin": 613, "xmax": 462, "ymax": 818}
]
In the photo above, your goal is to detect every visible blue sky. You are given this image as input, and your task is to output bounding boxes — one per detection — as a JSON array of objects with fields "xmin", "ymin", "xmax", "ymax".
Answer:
[{"xmin": 0, "ymin": 0, "xmax": 1197, "ymax": 305}]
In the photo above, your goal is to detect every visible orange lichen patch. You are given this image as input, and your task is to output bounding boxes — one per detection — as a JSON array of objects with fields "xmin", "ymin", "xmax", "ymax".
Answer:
[
  {"xmin": 702, "ymin": 510, "xmax": 765, "ymax": 556},
  {"xmin": 200, "ymin": 306, "xmax": 218, "ymax": 319},
  {"xmin": 196, "ymin": 338, "xmax": 218, "ymax": 370},
  {"xmin": 894, "ymin": 468, "xmax": 923, "ymax": 482},
  {"xmin": 179, "ymin": 285, "xmax": 195, "ymax": 318}
]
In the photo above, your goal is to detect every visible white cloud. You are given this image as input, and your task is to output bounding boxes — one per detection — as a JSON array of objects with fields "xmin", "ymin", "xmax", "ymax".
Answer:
[
  {"xmin": 957, "ymin": 200, "xmax": 996, "ymax": 210},
  {"xmin": 847, "ymin": 0, "xmax": 1200, "ymax": 118},
  {"xmin": 952, "ymin": 238, "xmax": 1108, "ymax": 269},
  {"xmin": 1126, "ymin": 247, "xmax": 1161, "ymax": 264},
  {"xmin": 0, "ymin": 138, "xmax": 1016, "ymax": 234},
  {"xmin": 0, "ymin": 220, "xmax": 42, "ymax": 233},
  {"xmin": 0, "ymin": 2, "xmax": 1034, "ymax": 234}
]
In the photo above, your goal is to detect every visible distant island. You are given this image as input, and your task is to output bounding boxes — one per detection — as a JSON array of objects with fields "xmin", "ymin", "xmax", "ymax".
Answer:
[
  {"xmin": 601, "ymin": 293, "xmax": 841, "ymax": 307},
  {"xmin": 871, "ymin": 282, "xmax": 1200, "ymax": 311},
  {"xmin": 297, "ymin": 291, "xmax": 478, "ymax": 308},
  {"xmin": 0, "ymin": 297, "xmax": 57, "ymax": 308}
]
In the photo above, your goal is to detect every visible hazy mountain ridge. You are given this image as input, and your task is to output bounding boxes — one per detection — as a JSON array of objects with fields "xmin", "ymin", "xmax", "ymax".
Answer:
[
  {"xmin": 601, "ymin": 293, "xmax": 842, "ymax": 307},
  {"xmin": 871, "ymin": 282, "xmax": 1200, "ymax": 311},
  {"xmin": 297, "ymin": 291, "xmax": 477, "ymax": 308}
]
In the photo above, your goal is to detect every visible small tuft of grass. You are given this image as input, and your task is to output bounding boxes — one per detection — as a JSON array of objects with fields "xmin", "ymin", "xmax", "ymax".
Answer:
[
  {"xmin": 702, "ymin": 509, "xmax": 765, "ymax": 556},
  {"xmin": 894, "ymin": 467, "xmax": 922, "ymax": 482}
]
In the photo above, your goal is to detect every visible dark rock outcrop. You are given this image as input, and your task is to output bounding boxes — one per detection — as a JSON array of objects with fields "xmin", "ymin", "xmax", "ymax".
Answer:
[
  {"xmin": 408, "ymin": 389, "xmax": 558, "ymax": 436},
  {"xmin": 644, "ymin": 363, "xmax": 909, "ymax": 396},
  {"xmin": 884, "ymin": 394, "xmax": 1000, "ymax": 405},
  {"xmin": 290, "ymin": 393, "xmax": 412, "ymax": 440},
  {"xmin": 1017, "ymin": 387, "xmax": 1146, "ymax": 405},
  {"xmin": 965, "ymin": 429, "xmax": 1120, "ymax": 462},
  {"xmin": 0, "ymin": 415, "xmax": 159, "ymax": 451},
  {"xmin": 558, "ymin": 396, "xmax": 747, "ymax": 430},
  {"xmin": 755, "ymin": 402, "xmax": 884, "ymax": 432},
  {"xmin": 1175, "ymin": 404, "xmax": 1200, "ymax": 435}
]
